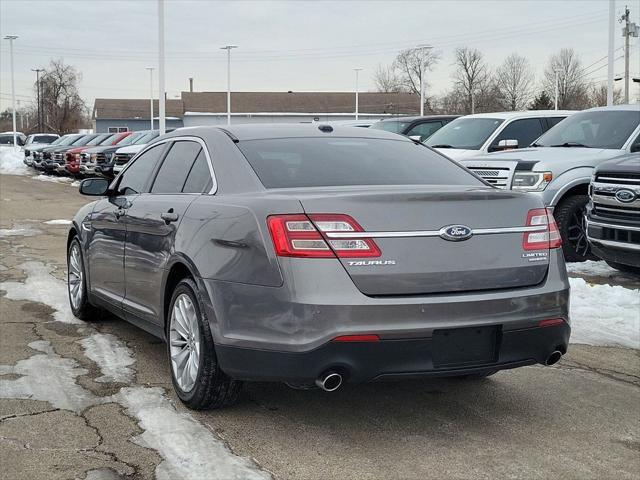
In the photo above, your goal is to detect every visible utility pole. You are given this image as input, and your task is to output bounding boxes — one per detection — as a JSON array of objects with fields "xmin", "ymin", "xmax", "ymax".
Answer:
[
  {"xmin": 415, "ymin": 44, "xmax": 433, "ymax": 116},
  {"xmin": 31, "ymin": 68, "xmax": 44, "ymax": 131},
  {"xmin": 146, "ymin": 67, "xmax": 155, "ymax": 130},
  {"xmin": 608, "ymin": 0, "xmax": 616, "ymax": 106},
  {"xmin": 354, "ymin": 68, "xmax": 362, "ymax": 120},
  {"xmin": 554, "ymin": 70, "xmax": 559, "ymax": 110},
  {"xmin": 620, "ymin": 5, "xmax": 638, "ymax": 104}
]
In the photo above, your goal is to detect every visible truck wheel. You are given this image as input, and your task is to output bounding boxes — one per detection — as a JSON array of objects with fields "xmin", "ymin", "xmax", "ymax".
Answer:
[
  {"xmin": 167, "ymin": 278, "xmax": 242, "ymax": 410},
  {"xmin": 554, "ymin": 195, "xmax": 596, "ymax": 263}
]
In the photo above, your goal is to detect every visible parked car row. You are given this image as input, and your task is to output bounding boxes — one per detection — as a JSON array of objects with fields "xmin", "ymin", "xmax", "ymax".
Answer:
[{"xmin": 23, "ymin": 129, "xmax": 161, "ymax": 178}]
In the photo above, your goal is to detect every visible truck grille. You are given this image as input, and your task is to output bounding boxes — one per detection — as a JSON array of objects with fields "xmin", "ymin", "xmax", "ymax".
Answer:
[
  {"xmin": 53, "ymin": 152, "xmax": 63, "ymax": 161},
  {"xmin": 591, "ymin": 172, "xmax": 640, "ymax": 222},
  {"xmin": 95, "ymin": 153, "xmax": 107, "ymax": 164},
  {"xmin": 466, "ymin": 167, "xmax": 511, "ymax": 188},
  {"xmin": 114, "ymin": 153, "xmax": 131, "ymax": 166},
  {"xmin": 80, "ymin": 152, "xmax": 90, "ymax": 163}
]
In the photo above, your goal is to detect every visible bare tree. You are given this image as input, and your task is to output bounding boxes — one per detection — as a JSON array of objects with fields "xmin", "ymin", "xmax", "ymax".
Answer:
[
  {"xmin": 39, "ymin": 59, "xmax": 88, "ymax": 133},
  {"xmin": 393, "ymin": 47, "xmax": 441, "ymax": 101},
  {"xmin": 588, "ymin": 84, "xmax": 622, "ymax": 107},
  {"xmin": 372, "ymin": 63, "xmax": 405, "ymax": 93},
  {"xmin": 495, "ymin": 54, "xmax": 534, "ymax": 110},
  {"xmin": 452, "ymin": 47, "xmax": 491, "ymax": 114},
  {"xmin": 543, "ymin": 48, "xmax": 590, "ymax": 110}
]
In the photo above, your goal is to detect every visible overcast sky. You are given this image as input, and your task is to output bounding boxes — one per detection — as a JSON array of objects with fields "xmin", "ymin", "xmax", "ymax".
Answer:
[{"xmin": 1, "ymin": 0, "xmax": 638, "ymax": 112}]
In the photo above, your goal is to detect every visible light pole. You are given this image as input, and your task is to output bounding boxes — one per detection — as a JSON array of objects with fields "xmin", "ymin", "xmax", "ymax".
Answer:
[
  {"xmin": 354, "ymin": 68, "xmax": 363, "ymax": 120},
  {"xmin": 31, "ymin": 68, "xmax": 44, "ymax": 131},
  {"xmin": 146, "ymin": 67, "xmax": 155, "ymax": 130},
  {"xmin": 415, "ymin": 44, "xmax": 433, "ymax": 116},
  {"xmin": 158, "ymin": 0, "xmax": 166, "ymax": 134},
  {"xmin": 4, "ymin": 35, "xmax": 18, "ymax": 147},
  {"xmin": 220, "ymin": 45, "xmax": 237, "ymax": 125}
]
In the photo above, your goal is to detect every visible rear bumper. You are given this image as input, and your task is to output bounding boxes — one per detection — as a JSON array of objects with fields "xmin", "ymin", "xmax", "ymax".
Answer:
[{"xmin": 216, "ymin": 322, "xmax": 570, "ymax": 382}]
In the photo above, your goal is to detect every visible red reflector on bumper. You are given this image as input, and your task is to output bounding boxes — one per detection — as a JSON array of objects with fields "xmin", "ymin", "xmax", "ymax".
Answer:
[
  {"xmin": 332, "ymin": 334, "xmax": 380, "ymax": 342},
  {"xmin": 538, "ymin": 318, "xmax": 565, "ymax": 328}
]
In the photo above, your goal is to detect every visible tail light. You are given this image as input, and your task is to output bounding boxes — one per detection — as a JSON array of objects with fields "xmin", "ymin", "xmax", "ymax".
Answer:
[
  {"xmin": 267, "ymin": 214, "xmax": 381, "ymax": 258},
  {"xmin": 523, "ymin": 208, "xmax": 562, "ymax": 250}
]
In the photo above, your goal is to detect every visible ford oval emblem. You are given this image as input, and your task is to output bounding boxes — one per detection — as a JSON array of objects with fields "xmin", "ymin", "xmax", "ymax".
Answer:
[
  {"xmin": 615, "ymin": 188, "xmax": 636, "ymax": 203},
  {"xmin": 439, "ymin": 225, "xmax": 473, "ymax": 242}
]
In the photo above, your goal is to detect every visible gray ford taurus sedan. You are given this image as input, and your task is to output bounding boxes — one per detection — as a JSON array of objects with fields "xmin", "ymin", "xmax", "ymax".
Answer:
[{"xmin": 68, "ymin": 124, "xmax": 571, "ymax": 409}]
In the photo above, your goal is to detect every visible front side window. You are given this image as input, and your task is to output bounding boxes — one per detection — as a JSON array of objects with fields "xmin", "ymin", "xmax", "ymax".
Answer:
[
  {"xmin": 425, "ymin": 118, "xmax": 504, "ymax": 150},
  {"xmin": 490, "ymin": 118, "xmax": 544, "ymax": 151},
  {"xmin": 406, "ymin": 121, "xmax": 443, "ymax": 141},
  {"xmin": 238, "ymin": 137, "xmax": 483, "ymax": 189},
  {"xmin": 117, "ymin": 144, "xmax": 165, "ymax": 195},
  {"xmin": 151, "ymin": 141, "xmax": 202, "ymax": 194},
  {"xmin": 534, "ymin": 110, "xmax": 640, "ymax": 149}
]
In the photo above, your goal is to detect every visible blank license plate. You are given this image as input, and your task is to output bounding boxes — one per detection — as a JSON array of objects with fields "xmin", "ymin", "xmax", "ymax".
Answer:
[{"xmin": 432, "ymin": 326, "xmax": 499, "ymax": 368}]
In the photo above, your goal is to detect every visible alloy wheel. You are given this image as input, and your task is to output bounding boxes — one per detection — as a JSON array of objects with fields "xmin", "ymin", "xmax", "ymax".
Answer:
[
  {"xmin": 169, "ymin": 294, "xmax": 201, "ymax": 392},
  {"xmin": 68, "ymin": 244, "xmax": 84, "ymax": 310}
]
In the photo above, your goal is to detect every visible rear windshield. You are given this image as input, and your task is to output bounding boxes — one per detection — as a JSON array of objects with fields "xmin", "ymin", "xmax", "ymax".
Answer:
[
  {"xmin": 32, "ymin": 135, "xmax": 58, "ymax": 143},
  {"xmin": 425, "ymin": 117, "xmax": 504, "ymax": 150},
  {"xmin": 238, "ymin": 137, "xmax": 483, "ymax": 189}
]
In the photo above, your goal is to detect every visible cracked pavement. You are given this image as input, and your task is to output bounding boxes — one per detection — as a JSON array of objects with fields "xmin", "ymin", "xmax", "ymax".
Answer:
[{"xmin": 1, "ymin": 173, "xmax": 639, "ymax": 480}]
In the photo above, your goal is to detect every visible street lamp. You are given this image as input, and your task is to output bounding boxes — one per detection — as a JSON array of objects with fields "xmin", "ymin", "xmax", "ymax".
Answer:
[
  {"xmin": 220, "ymin": 45, "xmax": 238, "ymax": 125},
  {"xmin": 145, "ymin": 67, "xmax": 155, "ymax": 130},
  {"xmin": 554, "ymin": 70, "xmax": 560, "ymax": 110},
  {"xmin": 415, "ymin": 44, "xmax": 433, "ymax": 116},
  {"xmin": 31, "ymin": 68, "xmax": 44, "ymax": 131},
  {"xmin": 158, "ymin": 0, "xmax": 166, "ymax": 134},
  {"xmin": 354, "ymin": 68, "xmax": 363, "ymax": 120},
  {"xmin": 4, "ymin": 35, "xmax": 18, "ymax": 147}
]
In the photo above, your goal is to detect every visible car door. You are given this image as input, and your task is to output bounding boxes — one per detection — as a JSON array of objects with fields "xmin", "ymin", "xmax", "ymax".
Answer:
[
  {"xmin": 488, "ymin": 118, "xmax": 545, "ymax": 152},
  {"xmin": 123, "ymin": 139, "xmax": 211, "ymax": 327},
  {"xmin": 88, "ymin": 143, "xmax": 166, "ymax": 311}
]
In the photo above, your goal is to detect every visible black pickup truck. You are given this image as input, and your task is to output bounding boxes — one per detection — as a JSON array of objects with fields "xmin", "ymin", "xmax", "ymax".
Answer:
[{"xmin": 586, "ymin": 153, "xmax": 640, "ymax": 273}]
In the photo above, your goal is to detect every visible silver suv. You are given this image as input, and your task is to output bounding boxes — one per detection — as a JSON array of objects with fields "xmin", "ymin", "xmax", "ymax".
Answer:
[{"xmin": 461, "ymin": 105, "xmax": 640, "ymax": 262}]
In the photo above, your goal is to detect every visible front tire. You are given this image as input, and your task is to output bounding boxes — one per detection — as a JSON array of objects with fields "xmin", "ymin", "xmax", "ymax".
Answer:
[
  {"xmin": 167, "ymin": 278, "xmax": 241, "ymax": 410},
  {"xmin": 67, "ymin": 237, "xmax": 100, "ymax": 320},
  {"xmin": 554, "ymin": 195, "xmax": 596, "ymax": 262}
]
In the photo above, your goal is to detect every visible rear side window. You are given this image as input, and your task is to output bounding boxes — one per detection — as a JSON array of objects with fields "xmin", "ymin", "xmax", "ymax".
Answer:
[
  {"xmin": 406, "ymin": 121, "xmax": 443, "ymax": 141},
  {"xmin": 238, "ymin": 137, "xmax": 483, "ymax": 189},
  {"xmin": 117, "ymin": 144, "xmax": 165, "ymax": 195},
  {"xmin": 151, "ymin": 141, "xmax": 202, "ymax": 194},
  {"xmin": 182, "ymin": 150, "xmax": 213, "ymax": 193},
  {"xmin": 490, "ymin": 118, "xmax": 544, "ymax": 150}
]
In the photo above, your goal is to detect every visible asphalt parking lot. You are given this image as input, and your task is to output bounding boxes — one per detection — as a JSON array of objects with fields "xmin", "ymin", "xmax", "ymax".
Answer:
[{"xmin": 1, "ymin": 173, "xmax": 639, "ymax": 480}]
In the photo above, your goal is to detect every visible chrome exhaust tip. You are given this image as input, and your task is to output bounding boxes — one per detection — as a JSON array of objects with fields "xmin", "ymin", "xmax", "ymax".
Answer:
[
  {"xmin": 545, "ymin": 350, "xmax": 563, "ymax": 366},
  {"xmin": 315, "ymin": 371, "xmax": 343, "ymax": 392}
]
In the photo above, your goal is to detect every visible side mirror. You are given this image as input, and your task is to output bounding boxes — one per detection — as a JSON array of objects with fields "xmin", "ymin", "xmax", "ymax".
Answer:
[
  {"xmin": 497, "ymin": 139, "xmax": 518, "ymax": 150},
  {"xmin": 79, "ymin": 178, "xmax": 110, "ymax": 196},
  {"xmin": 630, "ymin": 143, "xmax": 640, "ymax": 153},
  {"xmin": 408, "ymin": 135, "xmax": 423, "ymax": 142}
]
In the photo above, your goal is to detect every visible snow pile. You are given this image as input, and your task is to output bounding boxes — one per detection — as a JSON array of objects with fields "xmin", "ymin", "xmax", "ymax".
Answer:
[
  {"xmin": 32, "ymin": 174, "xmax": 74, "ymax": 184},
  {"xmin": 0, "ymin": 147, "xmax": 26, "ymax": 175},
  {"xmin": 566, "ymin": 261, "xmax": 619, "ymax": 277},
  {"xmin": 44, "ymin": 219, "xmax": 72, "ymax": 225},
  {"xmin": 0, "ymin": 261, "xmax": 83, "ymax": 324},
  {"xmin": 117, "ymin": 387, "xmax": 271, "ymax": 480},
  {"xmin": 0, "ymin": 224, "xmax": 41, "ymax": 237},
  {"xmin": 569, "ymin": 277, "xmax": 640, "ymax": 349},
  {"xmin": 80, "ymin": 333, "xmax": 136, "ymax": 383}
]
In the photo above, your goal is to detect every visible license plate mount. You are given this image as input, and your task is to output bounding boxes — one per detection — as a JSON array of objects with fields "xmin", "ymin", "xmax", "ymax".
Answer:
[{"xmin": 432, "ymin": 326, "xmax": 500, "ymax": 368}]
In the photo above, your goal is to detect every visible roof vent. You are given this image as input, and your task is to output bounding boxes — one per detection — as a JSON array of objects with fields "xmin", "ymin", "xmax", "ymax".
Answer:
[{"xmin": 318, "ymin": 125, "xmax": 333, "ymax": 133}]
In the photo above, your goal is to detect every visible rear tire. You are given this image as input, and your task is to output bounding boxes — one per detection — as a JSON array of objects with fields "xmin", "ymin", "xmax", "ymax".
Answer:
[
  {"xmin": 167, "ymin": 278, "xmax": 242, "ymax": 410},
  {"xmin": 605, "ymin": 261, "xmax": 640, "ymax": 275},
  {"xmin": 67, "ymin": 237, "xmax": 101, "ymax": 321},
  {"xmin": 554, "ymin": 195, "xmax": 596, "ymax": 262}
]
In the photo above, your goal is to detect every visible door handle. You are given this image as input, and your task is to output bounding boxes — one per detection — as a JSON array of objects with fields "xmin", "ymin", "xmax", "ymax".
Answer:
[{"xmin": 161, "ymin": 211, "xmax": 179, "ymax": 224}]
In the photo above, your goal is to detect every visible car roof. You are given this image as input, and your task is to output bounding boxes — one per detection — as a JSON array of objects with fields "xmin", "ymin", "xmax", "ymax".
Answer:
[
  {"xmin": 582, "ymin": 104, "xmax": 640, "ymax": 112},
  {"xmin": 457, "ymin": 110, "xmax": 574, "ymax": 120},
  {"xmin": 377, "ymin": 115, "xmax": 459, "ymax": 122},
  {"xmin": 166, "ymin": 124, "xmax": 409, "ymax": 142}
]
